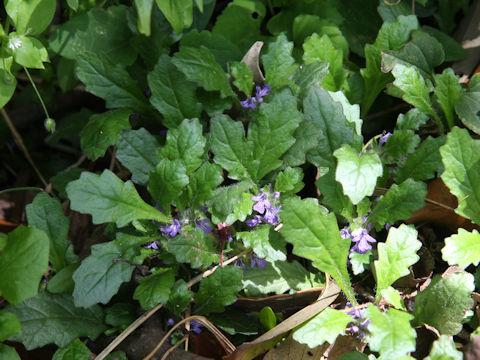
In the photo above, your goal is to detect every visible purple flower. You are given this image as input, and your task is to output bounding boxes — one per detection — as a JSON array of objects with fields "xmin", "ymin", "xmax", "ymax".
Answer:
[
  {"xmin": 251, "ymin": 191, "xmax": 271, "ymax": 214},
  {"xmin": 161, "ymin": 219, "xmax": 182, "ymax": 237},
  {"xmin": 240, "ymin": 97, "xmax": 256, "ymax": 109},
  {"xmin": 143, "ymin": 241, "xmax": 159, "ymax": 250},
  {"xmin": 264, "ymin": 206, "xmax": 280, "ymax": 225},
  {"xmin": 235, "ymin": 253, "xmax": 268, "ymax": 269},
  {"xmin": 189, "ymin": 320, "xmax": 203, "ymax": 334},
  {"xmin": 350, "ymin": 228, "xmax": 376, "ymax": 254},
  {"xmin": 246, "ymin": 215, "xmax": 263, "ymax": 227},
  {"xmin": 340, "ymin": 228, "xmax": 351, "ymax": 239},
  {"xmin": 345, "ymin": 303, "xmax": 369, "ymax": 339},
  {"xmin": 194, "ymin": 218, "xmax": 212, "ymax": 234},
  {"xmin": 379, "ymin": 131, "xmax": 392, "ymax": 146},
  {"xmin": 255, "ymin": 85, "xmax": 271, "ymax": 103}
]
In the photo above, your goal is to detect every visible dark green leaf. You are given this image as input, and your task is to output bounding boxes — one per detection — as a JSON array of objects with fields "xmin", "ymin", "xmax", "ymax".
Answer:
[
  {"xmin": 167, "ymin": 230, "xmax": 218, "ymax": 268},
  {"xmin": 47, "ymin": 263, "xmax": 79, "ymax": 294},
  {"xmin": 194, "ymin": 266, "xmax": 242, "ymax": 314},
  {"xmin": 237, "ymin": 225, "xmax": 286, "ymax": 262},
  {"xmin": 188, "ymin": 163, "xmax": 224, "ymax": 208},
  {"xmin": 209, "ymin": 310, "xmax": 259, "ymax": 335},
  {"xmin": 105, "ymin": 303, "xmax": 136, "ymax": 328},
  {"xmin": 0, "ymin": 311, "xmax": 21, "ymax": 341},
  {"xmin": 0, "ymin": 226, "xmax": 49, "ymax": 305},
  {"xmin": 209, "ymin": 181, "xmax": 252, "ymax": 223},
  {"xmin": 155, "ymin": 0, "xmax": 192, "ymax": 34},
  {"xmin": 52, "ymin": 338, "xmax": 91, "ymax": 360},
  {"xmin": 134, "ymin": 268, "xmax": 175, "ymax": 309},
  {"xmin": 262, "ymin": 34, "xmax": 297, "ymax": 89},
  {"xmin": 0, "ymin": 70, "xmax": 16, "ymax": 108},
  {"xmin": 292, "ymin": 61, "xmax": 329, "ymax": 98},
  {"xmin": 423, "ymin": 26, "xmax": 466, "ymax": 62},
  {"xmin": 8, "ymin": 292, "xmax": 106, "ymax": 349},
  {"xmin": 282, "ymin": 120, "xmax": 323, "ymax": 168},
  {"xmin": 275, "ymin": 167, "xmax": 304, "ymax": 194},
  {"xmin": 455, "ymin": 92, "xmax": 480, "ymax": 135},
  {"xmin": 148, "ymin": 159, "xmax": 189, "ymax": 210},
  {"xmin": 384, "ymin": 130, "xmax": 421, "ymax": 161},
  {"xmin": 396, "ymin": 108, "xmax": 429, "ymax": 130},
  {"xmin": 66, "ymin": 170, "xmax": 170, "ymax": 227},
  {"xmin": 166, "ymin": 280, "xmax": 193, "ymax": 316},
  {"xmin": 434, "ymin": 68, "xmax": 462, "ymax": 129},
  {"xmin": 50, "ymin": 168, "xmax": 84, "ymax": 199},
  {"xmin": 26, "ymin": 193, "xmax": 70, "ymax": 271}
]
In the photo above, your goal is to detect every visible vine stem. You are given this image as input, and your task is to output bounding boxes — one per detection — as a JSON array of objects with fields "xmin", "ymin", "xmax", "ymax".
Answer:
[
  {"xmin": 95, "ymin": 248, "xmax": 252, "ymax": 360},
  {"xmin": 23, "ymin": 67, "xmax": 50, "ymax": 120}
]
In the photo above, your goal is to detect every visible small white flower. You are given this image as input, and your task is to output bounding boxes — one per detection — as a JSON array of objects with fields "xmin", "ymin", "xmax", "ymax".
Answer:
[{"xmin": 8, "ymin": 37, "xmax": 22, "ymax": 51}]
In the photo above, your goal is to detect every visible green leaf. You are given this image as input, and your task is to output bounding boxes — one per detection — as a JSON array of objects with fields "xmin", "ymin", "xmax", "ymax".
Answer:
[
  {"xmin": 166, "ymin": 279, "xmax": 193, "ymax": 316},
  {"xmin": 209, "ymin": 181, "xmax": 252, "ymax": 223},
  {"xmin": 11, "ymin": 35, "xmax": 49, "ymax": 69},
  {"xmin": 455, "ymin": 91, "xmax": 480, "ymax": 135},
  {"xmin": 0, "ymin": 311, "xmax": 21, "ymax": 341},
  {"xmin": 391, "ymin": 64, "xmax": 440, "ymax": 123},
  {"xmin": 349, "ymin": 250, "xmax": 372, "ymax": 275},
  {"xmin": 66, "ymin": 170, "xmax": 170, "ymax": 227},
  {"xmin": 380, "ymin": 287, "xmax": 406, "ymax": 311},
  {"xmin": 167, "ymin": 230, "xmax": 218, "ymax": 268},
  {"xmin": 248, "ymin": 90, "xmax": 302, "ymax": 180},
  {"xmin": 440, "ymin": 127, "xmax": 480, "ymax": 225},
  {"xmin": 52, "ymin": 338, "xmax": 91, "ymax": 360},
  {"xmin": 210, "ymin": 114, "xmax": 253, "ymax": 181},
  {"xmin": 369, "ymin": 179, "xmax": 427, "ymax": 227},
  {"xmin": 442, "ymin": 228, "xmax": 480, "ymax": 269},
  {"xmin": 148, "ymin": 55, "xmax": 202, "ymax": 129},
  {"xmin": 423, "ymin": 26, "xmax": 467, "ymax": 63},
  {"xmin": 188, "ymin": 163, "xmax": 224, "ymax": 208},
  {"xmin": 133, "ymin": 268, "xmax": 176, "ymax": 309},
  {"xmin": 155, "ymin": 0, "xmax": 193, "ymax": 34},
  {"xmin": 72, "ymin": 242, "xmax": 135, "ymax": 307},
  {"xmin": 395, "ymin": 136, "xmax": 446, "ymax": 183},
  {"xmin": 7, "ymin": 292, "xmax": 106, "ymax": 349},
  {"xmin": 230, "ymin": 62, "xmax": 253, "ymax": 96},
  {"xmin": 262, "ymin": 34, "xmax": 297, "ymax": 89},
  {"xmin": 159, "ymin": 118, "xmax": 206, "ymax": 174},
  {"xmin": 148, "ymin": 159, "xmax": 189, "ymax": 210},
  {"xmin": 75, "ymin": 52, "xmax": 151, "ymax": 113},
  {"xmin": 135, "ymin": 0, "xmax": 154, "ymax": 36},
  {"xmin": 0, "ymin": 69, "xmax": 16, "ymax": 108},
  {"xmin": 49, "ymin": 6, "xmax": 136, "ymax": 66},
  {"xmin": 374, "ymin": 225, "xmax": 421, "ymax": 298},
  {"xmin": 116, "ymin": 128, "xmax": 160, "ymax": 185},
  {"xmin": 434, "ymin": 68, "xmax": 462, "ymax": 129},
  {"xmin": 80, "ymin": 109, "xmax": 131, "ymax": 160},
  {"xmin": 0, "ymin": 344, "xmax": 20, "ymax": 360},
  {"xmin": 281, "ymin": 197, "xmax": 355, "ymax": 304},
  {"xmin": 329, "ymin": 91, "xmax": 362, "ymax": 136},
  {"xmin": 413, "ymin": 272, "xmax": 474, "ymax": 335},
  {"xmin": 105, "ymin": 303, "xmax": 136, "ymax": 328},
  {"xmin": 365, "ymin": 305, "xmax": 416, "ymax": 360},
  {"xmin": 227, "ymin": 192, "xmax": 254, "ymax": 224},
  {"xmin": 303, "ymin": 33, "xmax": 345, "ymax": 91},
  {"xmin": 281, "ymin": 120, "xmax": 323, "ymax": 168},
  {"xmin": 275, "ymin": 167, "xmax": 304, "ymax": 194},
  {"xmin": 334, "ymin": 145, "xmax": 382, "ymax": 205},
  {"xmin": 5, "ymin": 0, "xmax": 55, "ymax": 34},
  {"xmin": 292, "ymin": 61, "xmax": 329, "ymax": 98},
  {"xmin": 396, "ymin": 108, "xmax": 429, "ymax": 131},
  {"xmin": 237, "ymin": 225, "xmax": 286, "ymax": 262},
  {"xmin": 259, "ymin": 306, "xmax": 276, "ymax": 331},
  {"xmin": 47, "ymin": 263, "xmax": 79, "ymax": 294},
  {"xmin": 0, "ymin": 226, "xmax": 49, "ymax": 305},
  {"xmin": 26, "ymin": 193, "xmax": 70, "ymax": 271},
  {"xmin": 242, "ymin": 260, "xmax": 322, "ymax": 296},
  {"xmin": 194, "ymin": 266, "xmax": 242, "ymax": 314},
  {"xmin": 293, "ymin": 307, "xmax": 352, "ymax": 348},
  {"xmin": 374, "ymin": 15, "xmax": 419, "ymax": 52},
  {"xmin": 384, "ymin": 130, "xmax": 421, "ymax": 162},
  {"xmin": 424, "ymin": 335, "xmax": 463, "ymax": 360},
  {"xmin": 172, "ymin": 46, "xmax": 233, "ymax": 98},
  {"xmin": 50, "ymin": 168, "xmax": 84, "ymax": 199}
]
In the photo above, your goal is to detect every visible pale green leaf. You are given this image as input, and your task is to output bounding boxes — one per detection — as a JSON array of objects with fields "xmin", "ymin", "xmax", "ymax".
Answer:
[
  {"xmin": 155, "ymin": 0, "xmax": 192, "ymax": 34},
  {"xmin": 380, "ymin": 287, "xmax": 406, "ymax": 311},
  {"xmin": 0, "ymin": 69, "xmax": 16, "ymax": 108},
  {"xmin": 0, "ymin": 311, "xmax": 21, "ymax": 341},
  {"xmin": 12, "ymin": 35, "xmax": 49, "ymax": 69},
  {"xmin": 135, "ymin": 0, "xmax": 153, "ymax": 36},
  {"xmin": 5, "ymin": 0, "xmax": 55, "ymax": 34},
  {"xmin": 329, "ymin": 91, "xmax": 362, "ymax": 136},
  {"xmin": 424, "ymin": 335, "xmax": 463, "ymax": 360},
  {"xmin": 442, "ymin": 228, "xmax": 480, "ymax": 269},
  {"xmin": 455, "ymin": 92, "xmax": 480, "ymax": 135}
]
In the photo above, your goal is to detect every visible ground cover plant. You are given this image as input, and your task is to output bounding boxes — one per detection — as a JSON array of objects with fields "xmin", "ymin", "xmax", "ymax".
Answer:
[{"xmin": 1, "ymin": 0, "xmax": 480, "ymax": 358}]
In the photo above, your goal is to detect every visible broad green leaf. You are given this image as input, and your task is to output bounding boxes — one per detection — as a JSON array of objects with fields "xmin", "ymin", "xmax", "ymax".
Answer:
[
  {"xmin": 166, "ymin": 279, "xmax": 193, "ymax": 316},
  {"xmin": 11, "ymin": 35, "xmax": 49, "ymax": 69},
  {"xmin": 237, "ymin": 225, "xmax": 286, "ymax": 262},
  {"xmin": 293, "ymin": 307, "xmax": 351, "ymax": 348},
  {"xmin": 377, "ymin": 0, "xmax": 411, "ymax": 21},
  {"xmin": 413, "ymin": 272, "xmax": 474, "ymax": 335},
  {"xmin": 0, "ymin": 69, "xmax": 16, "ymax": 108},
  {"xmin": 5, "ymin": 0, "xmax": 55, "ymax": 35},
  {"xmin": 242, "ymin": 260, "xmax": 322, "ymax": 296},
  {"xmin": 292, "ymin": 61, "xmax": 329, "ymax": 98},
  {"xmin": 135, "ymin": 0, "xmax": 154, "ymax": 36},
  {"xmin": 423, "ymin": 26, "xmax": 466, "ymax": 63},
  {"xmin": 148, "ymin": 159, "xmax": 189, "ymax": 210},
  {"xmin": 434, "ymin": 68, "xmax": 462, "ymax": 129},
  {"xmin": 209, "ymin": 181, "xmax": 252, "ymax": 223},
  {"xmin": 383, "ymin": 130, "xmax": 420, "ymax": 161},
  {"xmin": 275, "ymin": 167, "xmax": 304, "ymax": 193},
  {"xmin": 228, "ymin": 192, "xmax": 254, "ymax": 224},
  {"xmin": 159, "ymin": 118, "xmax": 206, "ymax": 174},
  {"xmin": 380, "ymin": 287, "xmax": 406, "ymax": 311},
  {"xmin": 334, "ymin": 145, "xmax": 382, "ymax": 205},
  {"xmin": 72, "ymin": 242, "xmax": 135, "ymax": 307},
  {"xmin": 391, "ymin": 64, "xmax": 440, "ymax": 123},
  {"xmin": 282, "ymin": 120, "xmax": 323, "ymax": 168},
  {"xmin": 105, "ymin": 303, "xmax": 136, "ymax": 328},
  {"xmin": 49, "ymin": 6, "xmax": 136, "ymax": 65},
  {"xmin": 172, "ymin": 46, "xmax": 233, "ymax": 98},
  {"xmin": 374, "ymin": 15, "xmax": 419, "ymax": 51},
  {"xmin": 148, "ymin": 55, "xmax": 202, "ymax": 129},
  {"xmin": 0, "ymin": 343, "xmax": 20, "ymax": 360},
  {"xmin": 66, "ymin": 170, "xmax": 170, "ymax": 227},
  {"xmin": 365, "ymin": 305, "xmax": 416, "ymax": 360},
  {"xmin": 76, "ymin": 53, "xmax": 151, "ymax": 114},
  {"xmin": 455, "ymin": 91, "xmax": 480, "ymax": 135},
  {"xmin": 52, "ymin": 338, "xmax": 91, "ymax": 360},
  {"xmin": 248, "ymin": 90, "xmax": 301, "ymax": 180},
  {"xmin": 167, "ymin": 230, "xmax": 218, "ymax": 268},
  {"xmin": 80, "ymin": 109, "xmax": 131, "ymax": 160},
  {"xmin": 26, "ymin": 193, "xmax": 70, "ymax": 271},
  {"xmin": 0, "ymin": 311, "xmax": 21, "ymax": 341},
  {"xmin": 396, "ymin": 108, "xmax": 429, "ymax": 131},
  {"xmin": 230, "ymin": 62, "xmax": 253, "ymax": 96},
  {"xmin": 440, "ymin": 127, "xmax": 480, "ymax": 225},
  {"xmin": 281, "ymin": 197, "xmax": 356, "ymax": 304},
  {"xmin": 194, "ymin": 266, "xmax": 243, "ymax": 314},
  {"xmin": 155, "ymin": 0, "xmax": 193, "ymax": 34},
  {"xmin": 50, "ymin": 168, "xmax": 84, "ymax": 199},
  {"xmin": 0, "ymin": 226, "xmax": 49, "ymax": 305},
  {"xmin": 7, "ymin": 292, "xmax": 106, "ymax": 349},
  {"xmin": 303, "ymin": 33, "xmax": 345, "ymax": 91},
  {"xmin": 395, "ymin": 136, "xmax": 446, "ymax": 183},
  {"xmin": 424, "ymin": 335, "xmax": 463, "ymax": 360},
  {"xmin": 210, "ymin": 114, "xmax": 253, "ymax": 181},
  {"xmin": 116, "ymin": 128, "xmax": 160, "ymax": 185},
  {"xmin": 188, "ymin": 163, "xmax": 223, "ymax": 208},
  {"xmin": 369, "ymin": 179, "xmax": 427, "ymax": 227},
  {"xmin": 375, "ymin": 225, "xmax": 421, "ymax": 298},
  {"xmin": 47, "ymin": 263, "xmax": 79, "ymax": 294},
  {"xmin": 442, "ymin": 228, "xmax": 480, "ymax": 269},
  {"xmin": 133, "ymin": 268, "xmax": 175, "ymax": 309},
  {"xmin": 329, "ymin": 91, "xmax": 362, "ymax": 136},
  {"xmin": 349, "ymin": 250, "xmax": 372, "ymax": 275},
  {"xmin": 262, "ymin": 34, "xmax": 297, "ymax": 89}
]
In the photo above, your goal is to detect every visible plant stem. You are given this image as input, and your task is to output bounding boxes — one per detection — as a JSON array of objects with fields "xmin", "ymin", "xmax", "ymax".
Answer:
[{"xmin": 24, "ymin": 67, "xmax": 50, "ymax": 119}]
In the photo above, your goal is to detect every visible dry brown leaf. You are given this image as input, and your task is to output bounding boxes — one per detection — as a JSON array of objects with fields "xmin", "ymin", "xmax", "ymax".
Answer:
[{"xmin": 263, "ymin": 333, "xmax": 329, "ymax": 360}]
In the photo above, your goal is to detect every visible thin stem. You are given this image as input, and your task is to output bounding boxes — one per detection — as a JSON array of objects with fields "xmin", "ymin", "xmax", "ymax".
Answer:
[
  {"xmin": 361, "ymin": 134, "xmax": 382, "ymax": 153},
  {"xmin": 266, "ymin": 0, "xmax": 274, "ymax": 15},
  {"xmin": 160, "ymin": 337, "xmax": 187, "ymax": 360},
  {"xmin": 0, "ymin": 187, "xmax": 44, "ymax": 195},
  {"xmin": 412, "ymin": 0, "xmax": 415, "ymax": 14},
  {"xmin": 24, "ymin": 67, "xmax": 50, "ymax": 119}
]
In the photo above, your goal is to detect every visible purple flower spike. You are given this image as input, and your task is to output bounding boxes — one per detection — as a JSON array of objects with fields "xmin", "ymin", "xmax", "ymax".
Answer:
[
  {"xmin": 240, "ymin": 97, "xmax": 256, "ymax": 109},
  {"xmin": 255, "ymin": 85, "xmax": 271, "ymax": 102},
  {"xmin": 246, "ymin": 215, "xmax": 263, "ymax": 227},
  {"xmin": 264, "ymin": 206, "xmax": 280, "ymax": 225},
  {"xmin": 379, "ymin": 131, "xmax": 392, "ymax": 146},
  {"xmin": 194, "ymin": 218, "xmax": 213, "ymax": 234},
  {"xmin": 351, "ymin": 228, "xmax": 376, "ymax": 254},
  {"xmin": 189, "ymin": 320, "xmax": 203, "ymax": 334},
  {"xmin": 143, "ymin": 241, "xmax": 159, "ymax": 250},
  {"xmin": 251, "ymin": 191, "xmax": 271, "ymax": 214},
  {"xmin": 251, "ymin": 254, "xmax": 268, "ymax": 269},
  {"xmin": 161, "ymin": 219, "xmax": 182, "ymax": 237},
  {"xmin": 340, "ymin": 228, "xmax": 351, "ymax": 239}
]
